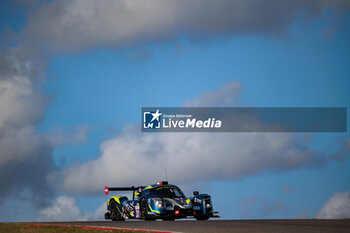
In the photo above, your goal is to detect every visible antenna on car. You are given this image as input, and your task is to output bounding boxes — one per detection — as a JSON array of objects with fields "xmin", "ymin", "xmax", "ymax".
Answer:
[{"xmin": 165, "ymin": 168, "xmax": 168, "ymax": 181}]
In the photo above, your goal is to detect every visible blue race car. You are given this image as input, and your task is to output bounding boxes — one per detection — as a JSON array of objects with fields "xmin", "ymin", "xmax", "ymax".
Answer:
[{"xmin": 104, "ymin": 181, "xmax": 218, "ymax": 221}]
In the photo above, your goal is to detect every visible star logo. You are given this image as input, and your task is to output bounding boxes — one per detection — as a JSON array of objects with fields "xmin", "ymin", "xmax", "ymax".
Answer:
[{"xmin": 151, "ymin": 109, "xmax": 162, "ymax": 122}]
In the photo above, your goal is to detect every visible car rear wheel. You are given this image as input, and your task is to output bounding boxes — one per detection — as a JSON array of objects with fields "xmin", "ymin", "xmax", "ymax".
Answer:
[{"xmin": 109, "ymin": 200, "xmax": 124, "ymax": 221}]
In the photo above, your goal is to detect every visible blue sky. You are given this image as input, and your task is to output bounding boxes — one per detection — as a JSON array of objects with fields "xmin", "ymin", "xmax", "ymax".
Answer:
[{"xmin": 0, "ymin": 0, "xmax": 350, "ymax": 221}]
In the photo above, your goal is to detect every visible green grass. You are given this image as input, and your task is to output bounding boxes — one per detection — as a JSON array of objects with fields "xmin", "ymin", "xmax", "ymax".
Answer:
[{"xmin": 0, "ymin": 223, "xmax": 140, "ymax": 233}]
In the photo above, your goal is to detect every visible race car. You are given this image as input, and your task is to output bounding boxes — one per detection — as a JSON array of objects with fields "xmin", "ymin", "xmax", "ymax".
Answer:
[{"xmin": 104, "ymin": 181, "xmax": 217, "ymax": 221}]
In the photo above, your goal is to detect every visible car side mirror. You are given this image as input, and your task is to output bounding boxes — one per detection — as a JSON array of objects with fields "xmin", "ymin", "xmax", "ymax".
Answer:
[{"xmin": 193, "ymin": 191, "xmax": 199, "ymax": 195}]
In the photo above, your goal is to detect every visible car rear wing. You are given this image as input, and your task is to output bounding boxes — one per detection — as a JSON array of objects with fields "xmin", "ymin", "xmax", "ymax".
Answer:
[
  {"xmin": 105, "ymin": 186, "xmax": 144, "ymax": 200},
  {"xmin": 105, "ymin": 186, "xmax": 138, "ymax": 194}
]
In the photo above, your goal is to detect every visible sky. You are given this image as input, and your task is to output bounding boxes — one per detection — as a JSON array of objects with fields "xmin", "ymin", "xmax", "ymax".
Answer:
[{"xmin": 0, "ymin": 0, "xmax": 350, "ymax": 221}]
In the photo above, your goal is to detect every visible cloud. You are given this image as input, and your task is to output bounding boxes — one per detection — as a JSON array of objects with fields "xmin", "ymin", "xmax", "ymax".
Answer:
[
  {"xmin": 0, "ymin": 50, "xmax": 54, "ymax": 207},
  {"xmin": 0, "ymin": 75, "xmax": 46, "ymax": 131},
  {"xmin": 50, "ymin": 82, "xmax": 322, "ymax": 194},
  {"xmin": 36, "ymin": 196, "xmax": 83, "ymax": 221},
  {"xmin": 317, "ymin": 191, "xmax": 350, "ymax": 219},
  {"xmin": 21, "ymin": 0, "xmax": 350, "ymax": 53},
  {"xmin": 54, "ymin": 131, "xmax": 318, "ymax": 194},
  {"xmin": 36, "ymin": 196, "xmax": 105, "ymax": 221}
]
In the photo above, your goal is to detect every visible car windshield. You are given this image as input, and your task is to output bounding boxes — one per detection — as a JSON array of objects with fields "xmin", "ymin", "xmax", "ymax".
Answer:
[{"xmin": 151, "ymin": 186, "xmax": 185, "ymax": 198}]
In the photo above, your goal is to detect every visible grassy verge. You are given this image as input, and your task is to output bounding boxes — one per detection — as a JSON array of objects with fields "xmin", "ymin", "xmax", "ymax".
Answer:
[{"xmin": 0, "ymin": 223, "xmax": 140, "ymax": 233}]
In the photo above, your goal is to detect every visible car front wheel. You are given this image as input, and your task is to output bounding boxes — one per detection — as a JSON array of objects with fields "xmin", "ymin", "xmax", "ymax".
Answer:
[{"xmin": 140, "ymin": 199, "xmax": 155, "ymax": 221}]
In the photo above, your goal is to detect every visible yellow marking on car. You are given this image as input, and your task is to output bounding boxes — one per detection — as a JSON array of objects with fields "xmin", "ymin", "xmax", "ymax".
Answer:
[
  {"xmin": 111, "ymin": 196, "xmax": 125, "ymax": 204},
  {"xmin": 186, "ymin": 198, "xmax": 191, "ymax": 204},
  {"xmin": 148, "ymin": 204, "xmax": 160, "ymax": 214}
]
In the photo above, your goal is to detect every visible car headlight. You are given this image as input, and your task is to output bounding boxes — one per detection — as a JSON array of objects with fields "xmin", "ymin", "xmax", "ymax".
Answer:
[{"xmin": 152, "ymin": 198, "xmax": 164, "ymax": 208}]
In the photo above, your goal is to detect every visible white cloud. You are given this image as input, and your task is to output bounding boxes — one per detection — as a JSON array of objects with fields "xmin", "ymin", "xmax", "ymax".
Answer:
[
  {"xmin": 317, "ymin": 191, "xmax": 350, "ymax": 219},
  {"xmin": 55, "ymin": 130, "xmax": 317, "ymax": 194},
  {"xmin": 36, "ymin": 196, "xmax": 105, "ymax": 221},
  {"xmin": 0, "ymin": 75, "xmax": 46, "ymax": 131},
  {"xmin": 36, "ymin": 196, "xmax": 84, "ymax": 221}
]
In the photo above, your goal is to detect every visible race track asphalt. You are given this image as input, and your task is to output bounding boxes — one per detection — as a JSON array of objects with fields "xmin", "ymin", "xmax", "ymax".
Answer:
[{"xmin": 40, "ymin": 219, "xmax": 350, "ymax": 233}]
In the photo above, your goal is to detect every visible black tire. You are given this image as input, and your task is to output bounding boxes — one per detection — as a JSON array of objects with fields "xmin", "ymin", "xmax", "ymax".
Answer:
[
  {"xmin": 195, "ymin": 216, "xmax": 209, "ymax": 221},
  {"xmin": 109, "ymin": 200, "xmax": 124, "ymax": 221},
  {"xmin": 140, "ymin": 199, "xmax": 155, "ymax": 221}
]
